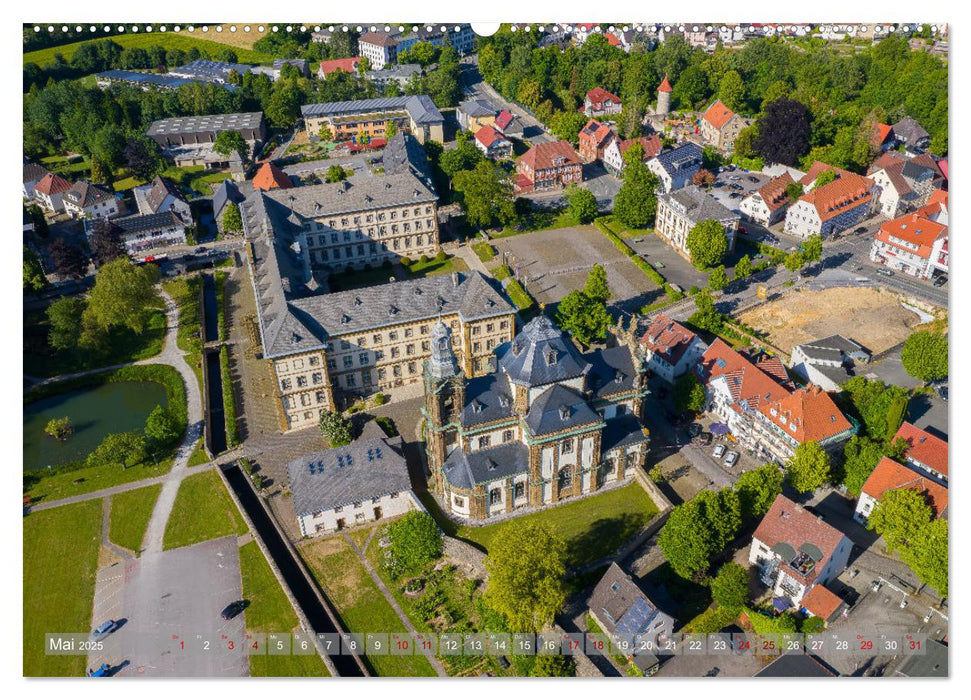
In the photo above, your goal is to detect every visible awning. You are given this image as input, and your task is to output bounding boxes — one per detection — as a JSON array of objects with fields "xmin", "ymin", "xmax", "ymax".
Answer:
[{"xmin": 710, "ymin": 423, "xmax": 731, "ymax": 436}]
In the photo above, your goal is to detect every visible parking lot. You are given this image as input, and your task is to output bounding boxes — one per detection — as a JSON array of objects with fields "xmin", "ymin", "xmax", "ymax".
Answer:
[
  {"xmin": 88, "ymin": 537, "xmax": 249, "ymax": 677},
  {"xmin": 707, "ymin": 170, "xmax": 771, "ymax": 217}
]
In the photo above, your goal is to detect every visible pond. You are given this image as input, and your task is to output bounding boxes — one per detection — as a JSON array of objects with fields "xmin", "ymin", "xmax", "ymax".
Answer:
[{"xmin": 23, "ymin": 381, "xmax": 168, "ymax": 471}]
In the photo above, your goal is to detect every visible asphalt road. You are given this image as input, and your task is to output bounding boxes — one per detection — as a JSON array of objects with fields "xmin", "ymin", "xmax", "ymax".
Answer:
[{"xmin": 459, "ymin": 58, "xmax": 554, "ymax": 144}]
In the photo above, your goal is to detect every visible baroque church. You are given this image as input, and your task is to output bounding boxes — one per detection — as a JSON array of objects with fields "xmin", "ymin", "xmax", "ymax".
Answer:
[{"xmin": 422, "ymin": 315, "xmax": 652, "ymax": 520}]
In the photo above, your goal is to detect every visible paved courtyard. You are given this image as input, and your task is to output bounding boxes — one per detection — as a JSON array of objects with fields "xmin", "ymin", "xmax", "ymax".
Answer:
[
  {"xmin": 88, "ymin": 536, "xmax": 248, "ymax": 677},
  {"xmin": 491, "ymin": 225, "xmax": 661, "ymax": 311}
]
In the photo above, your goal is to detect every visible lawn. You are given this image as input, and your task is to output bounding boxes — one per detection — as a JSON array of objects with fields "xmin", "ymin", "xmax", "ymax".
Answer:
[
  {"xmin": 163, "ymin": 469, "xmax": 247, "ymax": 550},
  {"xmin": 452, "ymin": 483, "xmax": 659, "ymax": 567},
  {"xmin": 162, "ymin": 276, "xmax": 204, "ymax": 393},
  {"xmin": 187, "ymin": 439, "xmax": 209, "ymax": 467},
  {"xmin": 494, "ymin": 209, "xmax": 575, "ymax": 238},
  {"xmin": 24, "ymin": 32, "xmax": 274, "ymax": 67},
  {"xmin": 107, "ymin": 483, "xmax": 163, "ymax": 554},
  {"xmin": 24, "ymin": 306, "xmax": 166, "ymax": 379},
  {"xmin": 40, "ymin": 154, "xmax": 91, "ymax": 178},
  {"xmin": 405, "ymin": 255, "xmax": 469, "ymax": 278},
  {"xmin": 299, "ymin": 536, "xmax": 437, "ymax": 677},
  {"xmin": 162, "ymin": 165, "xmax": 231, "ymax": 197},
  {"xmin": 23, "ymin": 500, "xmax": 103, "ymax": 677},
  {"xmin": 327, "ymin": 254, "xmax": 468, "ymax": 293},
  {"xmin": 238, "ymin": 541, "xmax": 330, "ymax": 677},
  {"xmin": 472, "ymin": 242, "xmax": 497, "ymax": 263}
]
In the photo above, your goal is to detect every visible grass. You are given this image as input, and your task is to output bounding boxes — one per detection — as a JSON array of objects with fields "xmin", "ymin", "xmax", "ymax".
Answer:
[
  {"xmin": 162, "ymin": 275, "xmax": 204, "ymax": 392},
  {"xmin": 108, "ymin": 483, "xmax": 163, "ymax": 554},
  {"xmin": 328, "ymin": 254, "xmax": 468, "ymax": 292},
  {"xmin": 162, "ymin": 165, "xmax": 232, "ymax": 197},
  {"xmin": 494, "ymin": 209, "xmax": 575, "ymax": 238},
  {"xmin": 163, "ymin": 470, "xmax": 247, "ymax": 550},
  {"xmin": 24, "ymin": 32, "xmax": 274, "ymax": 67},
  {"xmin": 472, "ymin": 242, "xmax": 496, "ymax": 263},
  {"xmin": 187, "ymin": 439, "xmax": 209, "ymax": 467},
  {"xmin": 221, "ymin": 345, "xmax": 239, "ymax": 447},
  {"xmin": 405, "ymin": 255, "xmax": 469, "ymax": 277},
  {"xmin": 25, "ymin": 456, "xmax": 175, "ymax": 506},
  {"xmin": 450, "ymin": 483, "xmax": 659, "ymax": 568},
  {"xmin": 300, "ymin": 536, "xmax": 437, "ymax": 677},
  {"xmin": 23, "ymin": 500, "xmax": 103, "ymax": 677},
  {"xmin": 215, "ymin": 270, "xmax": 229, "ymax": 342},
  {"xmin": 238, "ymin": 541, "xmax": 330, "ymax": 677},
  {"xmin": 24, "ymin": 306, "xmax": 166, "ymax": 379}
]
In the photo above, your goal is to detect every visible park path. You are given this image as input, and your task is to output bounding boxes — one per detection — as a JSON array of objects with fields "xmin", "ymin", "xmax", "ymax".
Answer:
[
  {"xmin": 452, "ymin": 243, "xmax": 490, "ymax": 277},
  {"xmin": 341, "ymin": 532, "xmax": 448, "ymax": 677}
]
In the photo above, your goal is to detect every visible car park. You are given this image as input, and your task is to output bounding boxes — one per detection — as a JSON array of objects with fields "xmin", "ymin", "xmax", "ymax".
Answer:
[
  {"xmin": 220, "ymin": 600, "xmax": 247, "ymax": 620},
  {"xmin": 91, "ymin": 620, "xmax": 117, "ymax": 641},
  {"xmin": 713, "ymin": 444, "xmax": 726, "ymax": 459},
  {"xmin": 724, "ymin": 451, "xmax": 739, "ymax": 467}
]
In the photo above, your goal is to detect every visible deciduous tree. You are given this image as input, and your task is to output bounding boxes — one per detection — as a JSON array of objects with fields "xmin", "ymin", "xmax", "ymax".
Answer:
[
  {"xmin": 222, "ymin": 201, "xmax": 243, "ymax": 234},
  {"xmin": 318, "ymin": 410, "xmax": 353, "ymax": 447},
  {"xmin": 867, "ymin": 487, "xmax": 933, "ymax": 555},
  {"xmin": 23, "ymin": 245, "xmax": 47, "ymax": 293},
  {"xmin": 733, "ymin": 254, "xmax": 753, "ymax": 280},
  {"xmin": 566, "ymin": 186, "xmax": 599, "ymax": 224},
  {"xmin": 785, "ymin": 441, "xmax": 831, "ymax": 494},
  {"xmin": 213, "ymin": 130, "xmax": 250, "ymax": 163},
  {"xmin": 901, "ymin": 330, "xmax": 948, "ymax": 383},
  {"xmin": 144, "ymin": 405, "xmax": 181, "ymax": 447},
  {"xmin": 45, "ymin": 417, "xmax": 74, "ymax": 442},
  {"xmin": 83, "ymin": 257, "xmax": 160, "ymax": 336},
  {"xmin": 708, "ymin": 265, "xmax": 729, "ymax": 291},
  {"xmin": 555, "ymin": 291, "xmax": 611, "ymax": 347},
  {"xmin": 672, "ymin": 371, "xmax": 706, "ymax": 413},
  {"xmin": 710, "ymin": 562, "xmax": 749, "ymax": 612},
  {"xmin": 583, "ymin": 263, "xmax": 611, "ymax": 303},
  {"xmin": 386, "ymin": 511, "xmax": 443, "ymax": 578},
  {"xmin": 734, "ymin": 464, "xmax": 783, "ymax": 520},
  {"xmin": 754, "ymin": 98, "xmax": 811, "ymax": 166},
  {"xmin": 613, "ymin": 151, "xmax": 659, "ymax": 229},
  {"xmin": 686, "ymin": 220, "xmax": 728, "ymax": 270},
  {"xmin": 841, "ymin": 436, "xmax": 887, "ymax": 496},
  {"xmin": 87, "ymin": 431, "xmax": 148, "ymax": 470},
  {"xmin": 453, "ymin": 161, "xmax": 515, "ymax": 229}
]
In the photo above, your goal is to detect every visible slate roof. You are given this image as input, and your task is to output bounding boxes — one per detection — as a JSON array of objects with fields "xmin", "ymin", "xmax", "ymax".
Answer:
[
  {"xmin": 286, "ymin": 436, "xmax": 411, "ymax": 515},
  {"xmin": 382, "ymin": 133, "xmax": 434, "ymax": 182},
  {"xmin": 755, "ymin": 654, "xmax": 836, "ymax": 677},
  {"xmin": 651, "ymin": 142, "xmax": 704, "ymax": 177},
  {"xmin": 462, "ymin": 372, "xmax": 515, "ymax": 427},
  {"xmin": 260, "ymin": 171, "xmax": 435, "ymax": 216},
  {"xmin": 442, "ymin": 441, "xmax": 529, "ymax": 489},
  {"xmin": 23, "ymin": 161, "xmax": 50, "ymax": 184},
  {"xmin": 524, "ymin": 384, "xmax": 602, "ymax": 436},
  {"xmin": 458, "ymin": 98, "xmax": 497, "ymax": 118},
  {"xmin": 584, "ymin": 346, "xmax": 639, "ymax": 400},
  {"xmin": 64, "ymin": 181, "xmax": 114, "ymax": 208},
  {"xmin": 662, "ymin": 184, "xmax": 739, "ymax": 225},
  {"xmin": 588, "ymin": 563, "xmax": 665, "ymax": 637},
  {"xmin": 796, "ymin": 334, "xmax": 869, "ymax": 359},
  {"xmin": 143, "ymin": 176, "xmax": 186, "ymax": 213},
  {"xmin": 892, "ymin": 117, "xmax": 930, "ymax": 145},
  {"xmin": 497, "ymin": 316, "xmax": 590, "ymax": 388},
  {"xmin": 112, "ymin": 211, "xmax": 184, "ymax": 235},
  {"xmin": 212, "ymin": 179, "xmax": 245, "ymax": 218},
  {"xmin": 600, "ymin": 414, "xmax": 651, "ymax": 453}
]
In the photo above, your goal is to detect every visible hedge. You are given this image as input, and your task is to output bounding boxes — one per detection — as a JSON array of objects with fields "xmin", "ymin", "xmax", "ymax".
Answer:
[
  {"xmin": 472, "ymin": 242, "xmax": 496, "ymax": 263},
  {"xmin": 595, "ymin": 217, "xmax": 668, "ymax": 288},
  {"xmin": 220, "ymin": 346, "xmax": 239, "ymax": 448},
  {"xmin": 682, "ymin": 605, "xmax": 739, "ymax": 634}
]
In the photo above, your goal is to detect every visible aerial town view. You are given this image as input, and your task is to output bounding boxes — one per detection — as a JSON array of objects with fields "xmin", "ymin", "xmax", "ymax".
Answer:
[{"xmin": 21, "ymin": 18, "xmax": 949, "ymax": 682}]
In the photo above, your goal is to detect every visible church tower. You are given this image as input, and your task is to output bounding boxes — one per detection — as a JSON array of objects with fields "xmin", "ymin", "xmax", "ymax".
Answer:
[
  {"xmin": 656, "ymin": 76, "xmax": 672, "ymax": 117},
  {"xmin": 422, "ymin": 320, "xmax": 465, "ymax": 493}
]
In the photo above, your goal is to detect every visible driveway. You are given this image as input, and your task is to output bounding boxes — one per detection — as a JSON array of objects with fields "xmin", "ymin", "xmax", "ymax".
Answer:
[
  {"xmin": 88, "ymin": 536, "xmax": 249, "ymax": 677},
  {"xmin": 627, "ymin": 235, "xmax": 709, "ymax": 291}
]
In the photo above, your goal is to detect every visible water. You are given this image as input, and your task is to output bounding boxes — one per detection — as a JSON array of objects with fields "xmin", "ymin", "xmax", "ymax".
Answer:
[
  {"xmin": 205, "ymin": 350, "xmax": 227, "ymax": 455},
  {"xmin": 202, "ymin": 273, "xmax": 219, "ymax": 343},
  {"xmin": 23, "ymin": 382, "xmax": 168, "ymax": 471}
]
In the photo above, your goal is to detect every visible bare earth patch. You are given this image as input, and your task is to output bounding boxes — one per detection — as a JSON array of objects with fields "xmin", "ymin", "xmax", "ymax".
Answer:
[{"xmin": 737, "ymin": 286, "xmax": 922, "ymax": 355}]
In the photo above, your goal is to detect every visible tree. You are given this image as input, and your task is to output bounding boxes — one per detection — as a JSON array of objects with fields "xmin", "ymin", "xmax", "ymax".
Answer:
[
  {"xmin": 144, "ymin": 405, "xmax": 181, "ymax": 447},
  {"xmin": 87, "ymin": 431, "xmax": 148, "ymax": 470},
  {"xmin": 84, "ymin": 257, "xmax": 160, "ymax": 336},
  {"xmin": 734, "ymin": 464, "xmax": 783, "ymax": 520},
  {"xmin": 708, "ymin": 265, "xmax": 729, "ymax": 291},
  {"xmin": 802, "ymin": 234, "xmax": 822, "ymax": 263},
  {"xmin": 265, "ymin": 86, "xmax": 302, "ymax": 129},
  {"xmin": 485, "ymin": 522, "xmax": 566, "ymax": 631},
  {"xmin": 814, "ymin": 170, "xmax": 837, "ymax": 187},
  {"xmin": 843, "ymin": 376, "xmax": 910, "ymax": 440},
  {"xmin": 583, "ymin": 264, "xmax": 611, "ymax": 304},
  {"xmin": 319, "ymin": 410, "xmax": 353, "ymax": 447},
  {"xmin": 325, "ymin": 165, "xmax": 349, "ymax": 183},
  {"xmin": 841, "ymin": 436, "xmax": 887, "ymax": 496},
  {"xmin": 453, "ymin": 161, "xmax": 515, "ymax": 229},
  {"xmin": 901, "ymin": 331, "xmax": 948, "ymax": 383},
  {"xmin": 49, "ymin": 238, "xmax": 88, "ymax": 280},
  {"xmin": 785, "ymin": 181, "xmax": 804, "ymax": 201},
  {"xmin": 45, "ymin": 417, "xmax": 74, "ymax": 442},
  {"xmin": 692, "ymin": 168, "xmax": 716, "ymax": 188},
  {"xmin": 659, "ymin": 488, "xmax": 741, "ymax": 581},
  {"xmin": 46, "ymin": 297, "xmax": 86, "ymax": 351},
  {"xmin": 385, "ymin": 120, "xmax": 398, "ymax": 139},
  {"xmin": 672, "ymin": 372, "xmax": 706, "ymax": 413},
  {"xmin": 385, "ymin": 511, "xmax": 443, "ymax": 578},
  {"xmin": 613, "ymin": 153, "xmax": 659, "ymax": 228},
  {"xmin": 686, "ymin": 220, "xmax": 729, "ymax": 270},
  {"xmin": 549, "ymin": 110, "xmax": 587, "ymax": 145},
  {"xmin": 754, "ymin": 98, "xmax": 811, "ymax": 166},
  {"xmin": 717, "ymin": 70, "xmax": 746, "ymax": 112},
  {"xmin": 88, "ymin": 218, "xmax": 125, "ymax": 268},
  {"xmin": 785, "ymin": 441, "xmax": 831, "ymax": 494},
  {"xmin": 23, "ymin": 245, "xmax": 47, "ymax": 293},
  {"xmin": 695, "ymin": 488, "xmax": 742, "ymax": 551},
  {"xmin": 733, "ymin": 254, "xmax": 753, "ymax": 280},
  {"xmin": 867, "ymin": 487, "xmax": 933, "ymax": 555},
  {"xmin": 124, "ymin": 135, "xmax": 164, "ymax": 182},
  {"xmin": 555, "ymin": 291, "xmax": 610, "ymax": 347},
  {"xmin": 709, "ymin": 562, "xmax": 749, "ymax": 612},
  {"xmin": 900, "ymin": 519, "xmax": 948, "ymax": 596},
  {"xmin": 566, "ymin": 185, "xmax": 598, "ymax": 224},
  {"xmin": 222, "ymin": 201, "xmax": 243, "ymax": 234},
  {"xmin": 530, "ymin": 654, "xmax": 575, "ymax": 677},
  {"xmin": 212, "ymin": 130, "xmax": 250, "ymax": 164},
  {"xmin": 784, "ymin": 251, "xmax": 805, "ymax": 272},
  {"xmin": 439, "ymin": 138, "xmax": 484, "ymax": 178}
]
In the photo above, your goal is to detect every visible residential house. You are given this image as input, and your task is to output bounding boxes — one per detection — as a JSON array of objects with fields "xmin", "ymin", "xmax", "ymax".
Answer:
[
  {"xmin": 62, "ymin": 181, "xmax": 121, "ymax": 220},
  {"xmin": 647, "ymin": 142, "xmax": 704, "ymax": 193},
  {"xmin": 515, "ymin": 140, "xmax": 583, "ymax": 193},
  {"xmin": 867, "ymin": 151, "xmax": 943, "ymax": 218},
  {"xmin": 894, "ymin": 421, "xmax": 948, "ymax": 481},
  {"xmin": 870, "ymin": 192, "xmax": 948, "ymax": 279},
  {"xmin": 751, "ymin": 385, "xmax": 857, "ymax": 464},
  {"xmin": 655, "ymin": 185, "xmax": 739, "ymax": 262},
  {"xmin": 783, "ymin": 164, "xmax": 876, "ymax": 239},
  {"xmin": 301, "ymin": 95, "xmax": 444, "ymax": 144},
  {"xmin": 588, "ymin": 563, "xmax": 674, "ymax": 661},
  {"xmin": 638, "ymin": 314, "xmax": 708, "ymax": 384},
  {"xmin": 584, "ymin": 87, "xmax": 622, "ymax": 118},
  {"xmin": 33, "ymin": 172, "xmax": 72, "ymax": 213},
  {"xmin": 892, "ymin": 117, "xmax": 931, "ymax": 152},
  {"xmin": 870, "ymin": 122, "xmax": 896, "ymax": 151},
  {"xmin": 474, "ymin": 125, "xmax": 513, "ymax": 160},
  {"xmin": 602, "ymin": 134, "xmax": 662, "ymax": 175},
  {"xmin": 494, "ymin": 109, "xmax": 524, "ymax": 138},
  {"xmin": 286, "ymin": 428, "xmax": 420, "ymax": 536},
  {"xmin": 213, "ymin": 179, "xmax": 246, "ymax": 235},
  {"xmin": 578, "ymin": 119, "xmax": 616, "ymax": 163},
  {"xmin": 749, "ymin": 494, "xmax": 853, "ymax": 607},
  {"xmin": 854, "ymin": 456, "xmax": 948, "ymax": 523},
  {"xmin": 23, "ymin": 161, "xmax": 51, "ymax": 201},
  {"xmin": 740, "ymin": 172, "xmax": 796, "ymax": 226},
  {"xmin": 457, "ymin": 99, "xmax": 497, "ymax": 132},
  {"xmin": 426, "ymin": 316, "xmax": 650, "ymax": 520},
  {"xmin": 358, "ymin": 31, "xmax": 398, "ymax": 69},
  {"xmin": 133, "ymin": 176, "xmax": 192, "ymax": 224},
  {"xmin": 111, "ymin": 211, "xmax": 187, "ymax": 254},
  {"xmin": 789, "ymin": 334, "xmax": 870, "ymax": 392},
  {"xmin": 252, "ymin": 162, "xmax": 295, "ymax": 192},
  {"xmin": 317, "ymin": 57, "xmax": 360, "ymax": 78},
  {"xmin": 699, "ymin": 100, "xmax": 747, "ymax": 150},
  {"xmin": 365, "ymin": 63, "xmax": 422, "ymax": 90}
]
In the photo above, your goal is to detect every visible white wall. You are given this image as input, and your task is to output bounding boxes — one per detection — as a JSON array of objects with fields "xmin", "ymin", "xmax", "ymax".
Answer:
[{"xmin": 298, "ymin": 490, "xmax": 418, "ymax": 536}]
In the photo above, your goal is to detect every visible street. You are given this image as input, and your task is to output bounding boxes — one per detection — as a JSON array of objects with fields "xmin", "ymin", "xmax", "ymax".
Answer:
[{"xmin": 459, "ymin": 58, "xmax": 554, "ymax": 145}]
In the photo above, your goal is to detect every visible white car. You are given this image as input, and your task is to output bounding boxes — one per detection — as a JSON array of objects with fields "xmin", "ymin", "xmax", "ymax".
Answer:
[
  {"xmin": 724, "ymin": 451, "xmax": 739, "ymax": 467},
  {"xmin": 712, "ymin": 444, "xmax": 727, "ymax": 459}
]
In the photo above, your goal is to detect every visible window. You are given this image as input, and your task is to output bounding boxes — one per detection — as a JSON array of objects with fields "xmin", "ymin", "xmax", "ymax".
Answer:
[
  {"xmin": 471, "ymin": 325, "xmax": 481, "ymax": 336},
  {"xmin": 309, "ymin": 356, "xmax": 320, "ymax": 366},
  {"xmin": 559, "ymin": 469, "xmax": 573, "ymax": 488},
  {"xmin": 357, "ymin": 337, "xmax": 366, "ymax": 347},
  {"xmin": 422, "ymin": 341, "xmax": 430, "ymax": 352},
  {"xmin": 327, "ymin": 359, "xmax": 337, "ymax": 370},
  {"xmin": 281, "ymin": 378, "xmax": 292, "ymax": 390},
  {"xmin": 503, "ymin": 430, "xmax": 513, "ymax": 443},
  {"xmin": 453, "ymin": 495, "xmax": 465, "ymax": 508},
  {"xmin": 312, "ymin": 372, "xmax": 323, "ymax": 384},
  {"xmin": 391, "ymin": 347, "xmax": 400, "ymax": 359},
  {"xmin": 389, "ymin": 331, "xmax": 398, "ymax": 341},
  {"xmin": 405, "ymin": 328, "xmax": 413, "ymax": 338},
  {"xmin": 343, "ymin": 356, "xmax": 354, "ymax": 368},
  {"xmin": 335, "ymin": 505, "xmax": 343, "ymax": 513},
  {"xmin": 406, "ymin": 344, "xmax": 415, "ymax": 356},
  {"xmin": 340, "ymin": 340, "xmax": 351, "ymax": 350},
  {"xmin": 362, "ymin": 370, "xmax": 372, "ymax": 385},
  {"xmin": 296, "ymin": 376, "xmax": 307, "ymax": 387},
  {"xmin": 479, "ymin": 435, "xmax": 491, "ymax": 449},
  {"xmin": 514, "ymin": 482, "xmax": 525, "ymax": 500},
  {"xmin": 489, "ymin": 488, "xmax": 502, "ymax": 506},
  {"xmin": 560, "ymin": 439, "xmax": 574, "ymax": 455},
  {"xmin": 487, "ymin": 323, "xmax": 494, "ymax": 333},
  {"xmin": 359, "ymin": 353, "xmax": 369, "ymax": 365}
]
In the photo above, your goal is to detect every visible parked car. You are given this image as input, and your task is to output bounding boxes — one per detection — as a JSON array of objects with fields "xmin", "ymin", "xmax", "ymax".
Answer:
[
  {"xmin": 854, "ymin": 226, "xmax": 867, "ymax": 234},
  {"xmin": 220, "ymin": 600, "xmax": 247, "ymax": 620},
  {"xmin": 934, "ymin": 275, "xmax": 948, "ymax": 287},
  {"xmin": 724, "ymin": 451, "xmax": 740, "ymax": 467},
  {"xmin": 877, "ymin": 268, "xmax": 894, "ymax": 277},
  {"xmin": 688, "ymin": 423, "xmax": 702, "ymax": 438},
  {"xmin": 91, "ymin": 620, "xmax": 117, "ymax": 642},
  {"xmin": 713, "ymin": 444, "xmax": 727, "ymax": 459},
  {"xmin": 194, "ymin": 246, "xmax": 207, "ymax": 254}
]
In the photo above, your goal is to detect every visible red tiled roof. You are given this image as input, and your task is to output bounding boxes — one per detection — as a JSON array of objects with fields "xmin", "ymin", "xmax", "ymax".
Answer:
[
  {"xmin": 318, "ymin": 57, "xmax": 360, "ymax": 76},
  {"xmin": 640, "ymin": 314, "xmax": 700, "ymax": 367},
  {"xmin": 862, "ymin": 457, "xmax": 948, "ymax": 517},
  {"xmin": 35, "ymin": 172, "xmax": 72, "ymax": 196},
  {"xmin": 938, "ymin": 158, "xmax": 948, "ymax": 180},
  {"xmin": 579, "ymin": 119, "xmax": 615, "ymax": 148},
  {"xmin": 618, "ymin": 134, "xmax": 662, "ymax": 160},
  {"xmin": 518, "ymin": 140, "xmax": 581, "ymax": 171},
  {"xmin": 799, "ymin": 172, "xmax": 874, "ymax": 222},
  {"xmin": 474, "ymin": 124, "xmax": 508, "ymax": 149},
  {"xmin": 658, "ymin": 76, "xmax": 673, "ymax": 93},
  {"xmin": 606, "ymin": 33, "xmax": 621, "ymax": 46},
  {"xmin": 871, "ymin": 122, "xmax": 894, "ymax": 147},
  {"xmin": 759, "ymin": 385, "xmax": 853, "ymax": 445},
  {"xmin": 874, "ymin": 212, "xmax": 946, "ymax": 260},
  {"xmin": 698, "ymin": 339, "xmax": 791, "ymax": 412},
  {"xmin": 926, "ymin": 189, "xmax": 948, "ymax": 210},
  {"xmin": 494, "ymin": 109, "xmax": 515, "ymax": 131},
  {"xmin": 755, "ymin": 172, "xmax": 796, "ymax": 213},
  {"xmin": 799, "ymin": 161, "xmax": 852, "ymax": 187},
  {"xmin": 801, "ymin": 584, "xmax": 844, "ymax": 621},
  {"xmin": 359, "ymin": 31, "xmax": 397, "ymax": 47},
  {"xmin": 753, "ymin": 494, "xmax": 849, "ymax": 585},
  {"xmin": 252, "ymin": 162, "xmax": 294, "ymax": 191},
  {"xmin": 702, "ymin": 100, "xmax": 736, "ymax": 130},
  {"xmin": 893, "ymin": 422, "xmax": 948, "ymax": 478},
  {"xmin": 755, "ymin": 353, "xmax": 792, "ymax": 386},
  {"xmin": 586, "ymin": 87, "xmax": 621, "ymax": 107}
]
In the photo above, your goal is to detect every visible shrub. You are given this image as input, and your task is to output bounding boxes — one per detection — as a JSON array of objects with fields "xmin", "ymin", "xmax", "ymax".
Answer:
[
  {"xmin": 435, "ymin": 250, "xmax": 447, "ymax": 263},
  {"xmin": 419, "ymin": 254, "xmax": 429, "ymax": 264},
  {"xmin": 375, "ymin": 416, "xmax": 398, "ymax": 437},
  {"xmin": 220, "ymin": 346, "xmax": 239, "ymax": 447},
  {"xmin": 373, "ymin": 393, "xmax": 388, "ymax": 406},
  {"xmin": 399, "ymin": 256, "xmax": 412, "ymax": 266}
]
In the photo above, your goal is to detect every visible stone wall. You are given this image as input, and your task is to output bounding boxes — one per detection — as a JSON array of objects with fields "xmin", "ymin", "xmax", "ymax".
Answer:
[{"xmin": 442, "ymin": 535, "xmax": 488, "ymax": 582}]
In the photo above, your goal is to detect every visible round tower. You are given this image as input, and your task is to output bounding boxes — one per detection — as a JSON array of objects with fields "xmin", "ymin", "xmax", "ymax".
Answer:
[
  {"xmin": 657, "ymin": 76, "xmax": 672, "ymax": 117},
  {"xmin": 422, "ymin": 320, "xmax": 465, "ymax": 493}
]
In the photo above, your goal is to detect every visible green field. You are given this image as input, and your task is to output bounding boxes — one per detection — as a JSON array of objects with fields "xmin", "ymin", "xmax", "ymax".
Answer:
[
  {"xmin": 24, "ymin": 500, "xmax": 103, "ymax": 677},
  {"xmin": 238, "ymin": 541, "xmax": 330, "ymax": 677},
  {"xmin": 300, "ymin": 537, "xmax": 437, "ymax": 677},
  {"xmin": 108, "ymin": 483, "xmax": 163, "ymax": 554},
  {"xmin": 24, "ymin": 33, "xmax": 274, "ymax": 67},
  {"xmin": 163, "ymin": 469, "xmax": 246, "ymax": 550}
]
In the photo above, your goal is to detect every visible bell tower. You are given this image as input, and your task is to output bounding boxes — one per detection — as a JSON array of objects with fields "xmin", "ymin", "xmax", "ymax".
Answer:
[{"xmin": 423, "ymin": 320, "xmax": 465, "ymax": 493}]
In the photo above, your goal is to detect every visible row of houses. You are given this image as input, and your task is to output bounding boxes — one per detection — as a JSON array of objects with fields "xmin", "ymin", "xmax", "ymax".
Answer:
[{"xmin": 357, "ymin": 25, "xmax": 477, "ymax": 69}]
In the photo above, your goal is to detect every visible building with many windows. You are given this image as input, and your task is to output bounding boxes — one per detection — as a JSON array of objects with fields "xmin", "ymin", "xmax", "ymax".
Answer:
[
  {"xmin": 424, "ymin": 315, "xmax": 651, "ymax": 521},
  {"xmin": 751, "ymin": 385, "xmax": 857, "ymax": 464},
  {"xmin": 870, "ymin": 190, "xmax": 948, "ymax": 279},
  {"xmin": 515, "ymin": 140, "xmax": 583, "ymax": 193},
  {"xmin": 358, "ymin": 31, "xmax": 398, "ymax": 69},
  {"xmin": 301, "ymin": 96, "xmax": 444, "ymax": 144},
  {"xmin": 655, "ymin": 185, "xmax": 739, "ymax": 262},
  {"xmin": 783, "ymin": 162, "xmax": 876, "ymax": 239}
]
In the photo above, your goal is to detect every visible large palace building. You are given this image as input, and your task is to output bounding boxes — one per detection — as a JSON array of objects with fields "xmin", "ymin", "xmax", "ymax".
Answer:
[{"xmin": 423, "ymin": 316, "xmax": 652, "ymax": 521}]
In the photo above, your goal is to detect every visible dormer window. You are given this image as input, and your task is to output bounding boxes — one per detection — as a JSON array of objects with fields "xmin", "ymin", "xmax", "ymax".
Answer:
[
  {"xmin": 546, "ymin": 350, "xmax": 558, "ymax": 365},
  {"xmin": 414, "ymin": 287, "xmax": 423, "ymax": 296},
  {"xmin": 559, "ymin": 405, "xmax": 571, "ymax": 420},
  {"xmin": 389, "ymin": 305, "xmax": 398, "ymax": 316},
  {"xmin": 615, "ymin": 370, "xmax": 625, "ymax": 383},
  {"xmin": 354, "ymin": 297, "xmax": 362, "ymax": 306},
  {"xmin": 341, "ymin": 314, "xmax": 351, "ymax": 324},
  {"xmin": 498, "ymin": 394, "xmax": 510, "ymax": 408}
]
